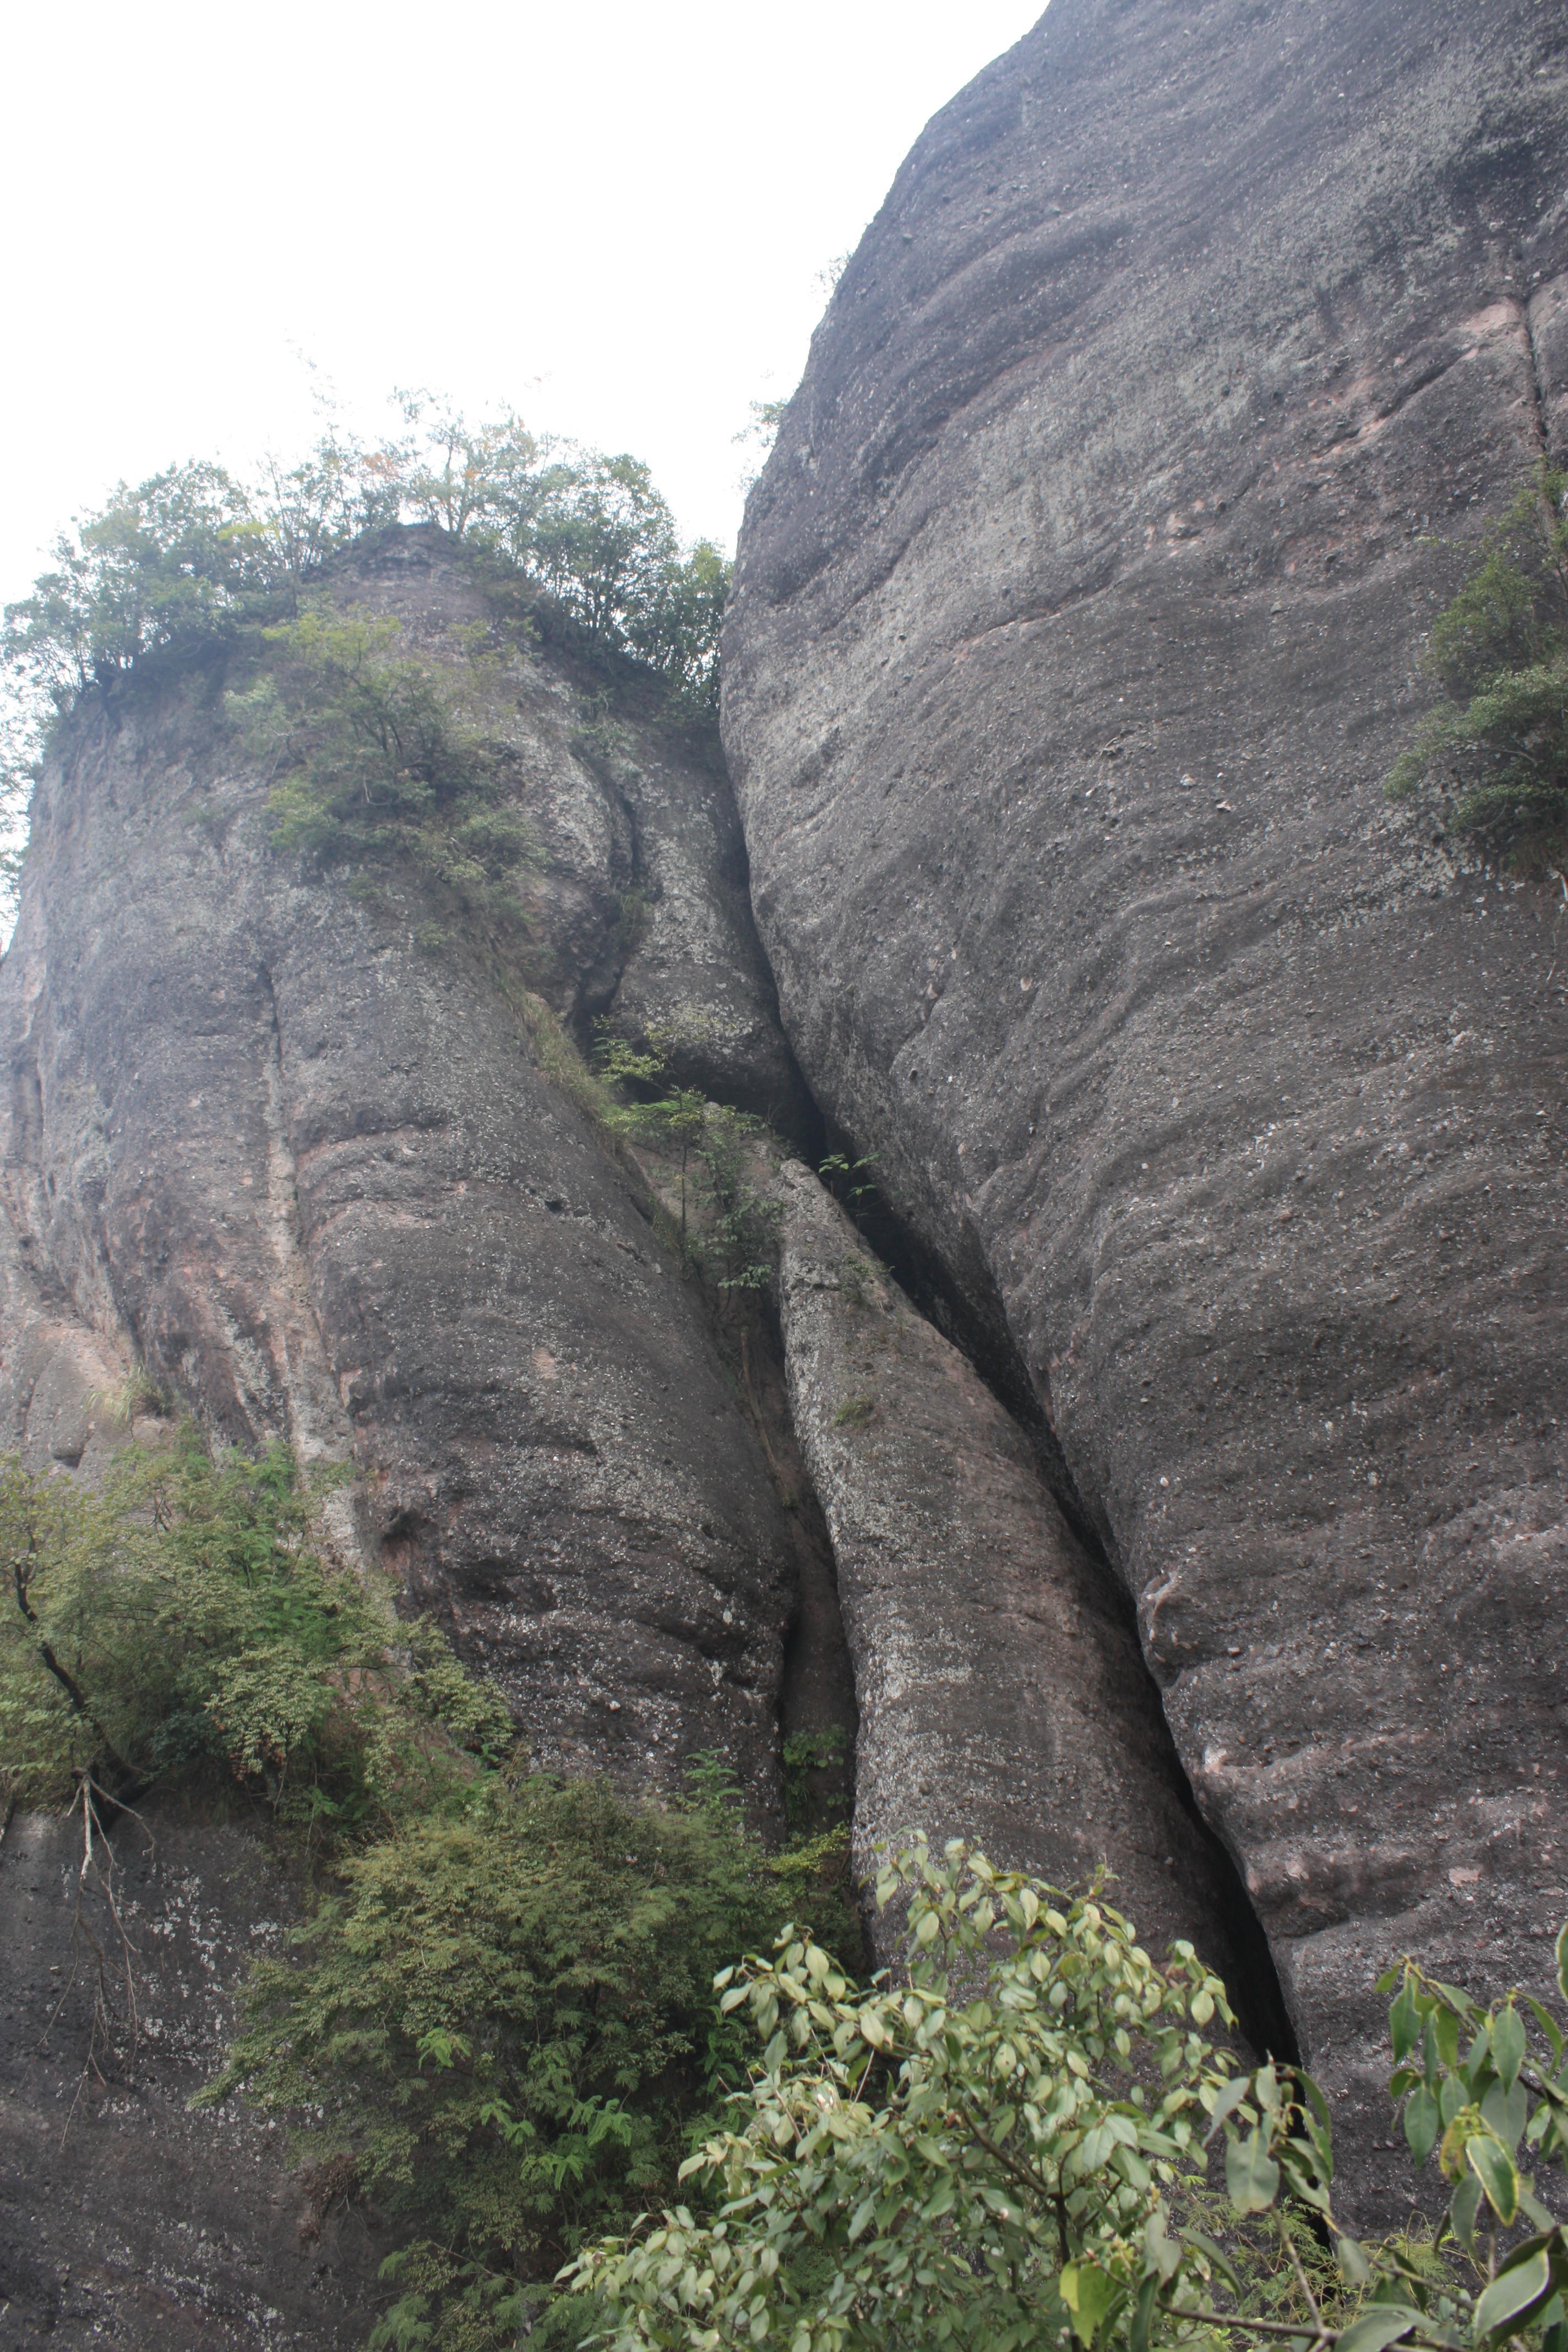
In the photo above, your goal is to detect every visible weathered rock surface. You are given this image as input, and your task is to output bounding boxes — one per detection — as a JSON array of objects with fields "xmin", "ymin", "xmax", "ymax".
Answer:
[
  {"xmin": 0, "ymin": 1802, "xmax": 380, "ymax": 2350},
  {"xmin": 772, "ymin": 1161, "xmax": 1273, "ymax": 2008},
  {"xmin": 725, "ymin": 0, "xmax": 1568, "ymax": 2215}
]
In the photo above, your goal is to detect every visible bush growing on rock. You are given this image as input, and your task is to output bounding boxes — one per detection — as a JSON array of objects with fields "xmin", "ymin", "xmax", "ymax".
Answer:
[
  {"xmin": 1387, "ymin": 466, "xmax": 1568, "ymax": 878},
  {"xmin": 570, "ymin": 1840, "xmax": 1568, "ymax": 2352},
  {"xmin": 0, "ymin": 395, "xmax": 732, "ymax": 918},
  {"xmin": 0, "ymin": 1427, "xmax": 510, "ymax": 1827},
  {"xmin": 1, "ymin": 402, "xmax": 729, "ymax": 725},
  {"xmin": 0, "ymin": 1427, "xmax": 860, "ymax": 2352},
  {"xmin": 230, "ymin": 609, "xmax": 542, "ymax": 923}
]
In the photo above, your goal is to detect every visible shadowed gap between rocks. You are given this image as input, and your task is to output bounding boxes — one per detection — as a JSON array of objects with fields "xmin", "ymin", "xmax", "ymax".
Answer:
[{"xmin": 810, "ymin": 1126, "xmax": 1300, "ymax": 2063}]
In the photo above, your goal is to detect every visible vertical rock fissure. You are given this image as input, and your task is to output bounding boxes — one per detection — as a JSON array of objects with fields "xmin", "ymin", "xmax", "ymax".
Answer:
[
  {"xmin": 1525, "ymin": 290, "xmax": 1554, "ymax": 456},
  {"xmin": 255, "ymin": 965, "xmax": 355, "ymax": 1469},
  {"xmin": 804, "ymin": 1151, "xmax": 1299, "ymax": 2058},
  {"xmin": 733, "ymin": 1295, "xmax": 860, "ymax": 1836}
]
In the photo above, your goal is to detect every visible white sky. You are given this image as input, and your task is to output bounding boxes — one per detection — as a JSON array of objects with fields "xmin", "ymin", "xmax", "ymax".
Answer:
[{"xmin": 1, "ymin": 0, "xmax": 1044, "ymax": 601}]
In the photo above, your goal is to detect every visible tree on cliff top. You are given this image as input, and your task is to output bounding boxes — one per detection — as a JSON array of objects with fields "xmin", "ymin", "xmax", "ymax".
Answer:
[
  {"xmin": 1387, "ymin": 466, "xmax": 1568, "ymax": 880},
  {"xmin": 0, "ymin": 398, "xmax": 732, "ymax": 917},
  {"xmin": 1, "ymin": 401, "xmax": 728, "ymax": 716}
]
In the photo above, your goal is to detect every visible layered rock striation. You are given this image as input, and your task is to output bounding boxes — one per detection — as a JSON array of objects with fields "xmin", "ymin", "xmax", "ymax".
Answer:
[{"xmin": 724, "ymin": 0, "xmax": 1568, "ymax": 2214}]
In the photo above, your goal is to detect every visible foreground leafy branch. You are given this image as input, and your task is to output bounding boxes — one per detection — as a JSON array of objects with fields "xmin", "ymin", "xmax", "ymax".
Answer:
[{"xmin": 568, "ymin": 1842, "xmax": 1568, "ymax": 2352}]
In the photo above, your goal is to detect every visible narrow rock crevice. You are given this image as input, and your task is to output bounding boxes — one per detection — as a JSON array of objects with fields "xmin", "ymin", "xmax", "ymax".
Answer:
[
  {"xmin": 1526, "ymin": 273, "xmax": 1568, "ymax": 462},
  {"xmin": 799, "ymin": 1134, "xmax": 1298, "ymax": 2059},
  {"xmin": 732, "ymin": 1295, "xmax": 859, "ymax": 1831}
]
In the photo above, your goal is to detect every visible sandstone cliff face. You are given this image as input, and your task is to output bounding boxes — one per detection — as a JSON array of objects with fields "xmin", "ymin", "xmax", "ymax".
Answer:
[
  {"xmin": 0, "ymin": 500, "xmax": 1304, "ymax": 2339},
  {"xmin": 770, "ymin": 1159, "xmax": 1270, "ymax": 2013},
  {"xmin": 724, "ymin": 0, "xmax": 1568, "ymax": 2215}
]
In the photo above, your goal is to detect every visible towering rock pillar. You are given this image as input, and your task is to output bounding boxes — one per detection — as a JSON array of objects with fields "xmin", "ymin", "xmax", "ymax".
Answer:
[{"xmin": 724, "ymin": 0, "xmax": 1568, "ymax": 2213}]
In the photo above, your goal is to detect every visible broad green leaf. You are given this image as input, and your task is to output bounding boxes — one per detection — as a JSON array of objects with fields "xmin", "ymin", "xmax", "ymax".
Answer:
[
  {"xmin": 1204, "ymin": 2075, "xmax": 1254, "ymax": 2141},
  {"xmin": 1390, "ymin": 1978, "xmax": 1420, "ymax": 2061},
  {"xmin": 1337, "ymin": 2310, "xmax": 1423, "ymax": 2352},
  {"xmin": 1337, "ymin": 2237, "xmax": 1373, "ymax": 2287},
  {"xmin": 1226, "ymin": 2127, "xmax": 1281, "ymax": 2214},
  {"xmin": 1467, "ymin": 2131, "xmax": 1520, "ymax": 2224},
  {"xmin": 1449, "ymin": 2170, "xmax": 1484, "ymax": 2253},
  {"xmin": 1474, "ymin": 2247, "xmax": 1553, "ymax": 2340},
  {"xmin": 1525, "ymin": 1997, "xmax": 1565, "ymax": 2066},
  {"xmin": 1059, "ymin": 2262, "xmax": 1118, "ymax": 2347},
  {"xmin": 1404, "ymin": 2082, "xmax": 1440, "ymax": 2169},
  {"xmin": 1178, "ymin": 2226, "xmax": 1241, "ymax": 2294},
  {"xmin": 1493, "ymin": 2006, "xmax": 1527, "ymax": 2093},
  {"xmin": 1129, "ymin": 2272, "xmax": 1158, "ymax": 2352},
  {"xmin": 1436, "ymin": 2006, "xmax": 1462, "ymax": 2070},
  {"xmin": 1481, "ymin": 2079, "xmax": 1529, "ymax": 2150},
  {"xmin": 1556, "ymin": 1920, "xmax": 1568, "ymax": 2007}
]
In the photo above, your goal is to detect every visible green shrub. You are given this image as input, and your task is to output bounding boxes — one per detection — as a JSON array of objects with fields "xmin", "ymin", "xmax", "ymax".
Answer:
[
  {"xmin": 1, "ymin": 398, "xmax": 728, "ymax": 751},
  {"xmin": 594, "ymin": 1026, "xmax": 780, "ymax": 1284},
  {"xmin": 1, "ymin": 1427, "xmax": 861, "ymax": 2351},
  {"xmin": 0, "ymin": 1429, "xmax": 507, "ymax": 1832},
  {"xmin": 1387, "ymin": 467, "xmax": 1568, "ymax": 876},
  {"xmin": 229, "ymin": 608, "xmax": 541, "ymax": 923},
  {"xmin": 204, "ymin": 1766, "xmax": 805, "ymax": 2348}
]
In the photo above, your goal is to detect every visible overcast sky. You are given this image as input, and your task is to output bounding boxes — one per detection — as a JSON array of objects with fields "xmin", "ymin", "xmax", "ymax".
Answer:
[{"xmin": 1, "ymin": 0, "xmax": 1043, "ymax": 606}]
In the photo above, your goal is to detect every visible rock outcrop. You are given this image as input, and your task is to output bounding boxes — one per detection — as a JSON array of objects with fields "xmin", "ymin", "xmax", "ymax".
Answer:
[
  {"xmin": 0, "ymin": 537, "xmax": 824, "ymax": 2344},
  {"xmin": 724, "ymin": 0, "xmax": 1568, "ymax": 2217},
  {"xmin": 0, "ymin": 532, "xmax": 801, "ymax": 1803}
]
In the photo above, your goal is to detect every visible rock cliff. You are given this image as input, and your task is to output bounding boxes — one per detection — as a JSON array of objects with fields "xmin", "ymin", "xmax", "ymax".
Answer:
[
  {"xmin": 723, "ymin": 0, "xmax": 1568, "ymax": 2217},
  {"xmin": 0, "ymin": 534, "xmax": 820, "ymax": 2339},
  {"xmin": 1, "ymin": 531, "xmax": 802, "ymax": 1802},
  {"xmin": 0, "ymin": 1803, "xmax": 380, "ymax": 2349},
  {"xmin": 0, "ymin": 513, "xmax": 1286, "ymax": 2335},
  {"xmin": 6, "ymin": 1, "xmax": 1568, "ymax": 2317}
]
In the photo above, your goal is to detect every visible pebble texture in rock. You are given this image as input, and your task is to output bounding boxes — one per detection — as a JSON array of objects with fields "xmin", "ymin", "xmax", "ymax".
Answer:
[{"xmin": 723, "ymin": 0, "xmax": 1568, "ymax": 2216}]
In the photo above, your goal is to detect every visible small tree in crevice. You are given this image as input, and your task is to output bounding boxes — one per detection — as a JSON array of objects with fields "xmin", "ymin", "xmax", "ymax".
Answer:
[{"xmin": 1387, "ymin": 466, "xmax": 1568, "ymax": 879}]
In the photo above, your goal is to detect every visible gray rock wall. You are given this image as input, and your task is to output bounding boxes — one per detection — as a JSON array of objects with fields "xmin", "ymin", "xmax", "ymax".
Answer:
[
  {"xmin": 724, "ymin": 0, "xmax": 1568, "ymax": 2216},
  {"xmin": 0, "ymin": 537, "xmax": 821, "ymax": 2346},
  {"xmin": 0, "ymin": 1802, "xmax": 381, "ymax": 2350},
  {"xmin": 771, "ymin": 1160, "xmax": 1264, "ymax": 2004}
]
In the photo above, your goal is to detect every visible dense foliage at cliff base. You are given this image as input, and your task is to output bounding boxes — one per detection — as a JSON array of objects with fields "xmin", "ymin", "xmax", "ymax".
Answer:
[
  {"xmin": 4, "ymin": 1428, "xmax": 1566, "ymax": 2352},
  {"xmin": 0, "ymin": 1429, "xmax": 855, "ymax": 2351}
]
